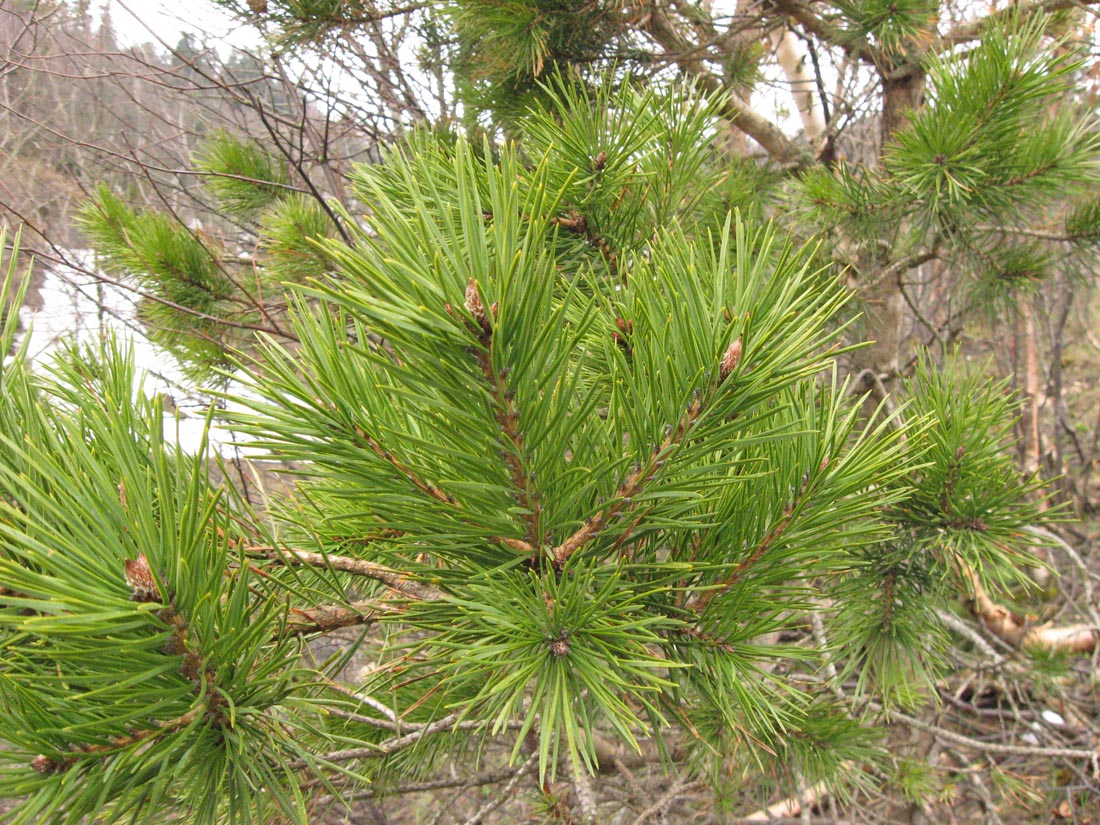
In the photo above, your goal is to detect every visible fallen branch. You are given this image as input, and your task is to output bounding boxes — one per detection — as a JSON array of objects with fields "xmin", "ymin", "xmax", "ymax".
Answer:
[
  {"xmin": 743, "ymin": 779, "xmax": 830, "ymax": 821},
  {"xmin": 960, "ymin": 562, "xmax": 1100, "ymax": 654}
]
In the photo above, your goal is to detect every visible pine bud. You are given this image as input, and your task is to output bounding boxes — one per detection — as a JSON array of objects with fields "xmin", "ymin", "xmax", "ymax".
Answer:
[
  {"xmin": 32, "ymin": 755, "xmax": 60, "ymax": 774},
  {"xmin": 592, "ymin": 151, "xmax": 607, "ymax": 172},
  {"xmin": 548, "ymin": 630, "xmax": 570, "ymax": 657},
  {"xmin": 551, "ymin": 211, "xmax": 587, "ymax": 233},
  {"xmin": 248, "ymin": 0, "xmax": 267, "ymax": 13},
  {"xmin": 124, "ymin": 554, "xmax": 160, "ymax": 603},
  {"xmin": 719, "ymin": 338, "xmax": 742, "ymax": 382},
  {"xmin": 464, "ymin": 278, "xmax": 491, "ymax": 334}
]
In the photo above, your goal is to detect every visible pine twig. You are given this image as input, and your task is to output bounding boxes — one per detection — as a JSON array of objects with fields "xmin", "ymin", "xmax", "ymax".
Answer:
[
  {"xmin": 461, "ymin": 751, "xmax": 539, "ymax": 825},
  {"xmin": 884, "ymin": 708, "xmax": 1100, "ymax": 771},
  {"xmin": 553, "ymin": 387, "xmax": 711, "ymax": 566},
  {"xmin": 630, "ymin": 778, "xmax": 704, "ymax": 825},
  {"xmin": 304, "ymin": 765, "xmax": 523, "ymax": 800},
  {"xmin": 466, "ymin": 279, "xmax": 544, "ymax": 550},
  {"xmin": 250, "ymin": 544, "xmax": 444, "ymax": 600},
  {"xmin": 282, "ymin": 599, "xmax": 395, "ymax": 636},
  {"xmin": 357, "ymin": 428, "xmax": 461, "ymax": 506}
]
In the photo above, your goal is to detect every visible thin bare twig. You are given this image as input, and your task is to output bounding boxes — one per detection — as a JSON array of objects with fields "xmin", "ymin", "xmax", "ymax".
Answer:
[{"xmin": 461, "ymin": 751, "xmax": 539, "ymax": 825}]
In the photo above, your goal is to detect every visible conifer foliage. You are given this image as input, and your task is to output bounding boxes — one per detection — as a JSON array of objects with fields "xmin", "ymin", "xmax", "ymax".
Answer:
[{"xmin": 0, "ymin": 67, "xmax": 1069, "ymax": 823}]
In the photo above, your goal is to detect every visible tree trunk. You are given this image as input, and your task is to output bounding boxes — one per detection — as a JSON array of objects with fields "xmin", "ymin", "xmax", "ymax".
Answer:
[{"xmin": 852, "ymin": 66, "xmax": 927, "ymax": 375}]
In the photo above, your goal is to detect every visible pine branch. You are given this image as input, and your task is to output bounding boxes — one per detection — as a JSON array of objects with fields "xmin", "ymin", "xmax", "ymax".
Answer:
[
  {"xmin": 31, "ymin": 554, "xmax": 237, "ymax": 774},
  {"xmin": 282, "ymin": 599, "xmax": 395, "ymax": 636},
  {"xmin": 552, "ymin": 386, "xmax": 709, "ymax": 566},
  {"xmin": 550, "ymin": 210, "xmax": 621, "ymax": 282},
  {"xmin": 938, "ymin": 0, "xmax": 1100, "ymax": 50},
  {"xmin": 689, "ymin": 454, "xmax": 819, "ymax": 614},
  {"xmin": 30, "ymin": 707, "xmax": 205, "ymax": 775},
  {"xmin": 123, "ymin": 554, "xmax": 224, "ymax": 713},
  {"xmin": 772, "ymin": 0, "xmax": 888, "ymax": 67},
  {"xmin": 292, "ymin": 713, "xmax": 523, "ymax": 767},
  {"xmin": 249, "ymin": 545, "xmax": 445, "ymax": 601},
  {"xmin": 883, "ymin": 707, "xmax": 1100, "ymax": 764},
  {"xmin": 304, "ymin": 765, "xmax": 526, "ymax": 801},
  {"xmin": 466, "ymin": 278, "xmax": 545, "ymax": 549},
  {"xmin": 460, "ymin": 752, "xmax": 539, "ymax": 825},
  {"xmin": 638, "ymin": 3, "xmax": 812, "ymax": 167},
  {"xmin": 354, "ymin": 426, "xmax": 462, "ymax": 507},
  {"xmin": 552, "ymin": 337, "xmax": 744, "ymax": 567}
]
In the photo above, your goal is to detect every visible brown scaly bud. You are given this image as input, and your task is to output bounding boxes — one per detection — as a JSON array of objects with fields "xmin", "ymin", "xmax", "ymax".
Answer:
[
  {"xmin": 550, "ymin": 211, "xmax": 587, "ymax": 234},
  {"xmin": 162, "ymin": 630, "xmax": 187, "ymax": 657},
  {"xmin": 124, "ymin": 554, "xmax": 160, "ymax": 604},
  {"xmin": 548, "ymin": 630, "xmax": 570, "ymax": 658},
  {"xmin": 464, "ymin": 278, "xmax": 491, "ymax": 335},
  {"xmin": 955, "ymin": 444, "xmax": 967, "ymax": 460},
  {"xmin": 612, "ymin": 317, "xmax": 633, "ymax": 354},
  {"xmin": 181, "ymin": 649, "xmax": 204, "ymax": 683},
  {"xmin": 32, "ymin": 754, "xmax": 63, "ymax": 774},
  {"xmin": 719, "ymin": 338, "xmax": 743, "ymax": 383},
  {"xmin": 247, "ymin": 0, "xmax": 267, "ymax": 13},
  {"xmin": 592, "ymin": 151, "xmax": 607, "ymax": 172}
]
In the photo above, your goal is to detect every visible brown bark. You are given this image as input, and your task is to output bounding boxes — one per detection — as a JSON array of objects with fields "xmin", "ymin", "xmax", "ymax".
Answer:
[
  {"xmin": 1019, "ymin": 301, "xmax": 1043, "ymax": 476},
  {"xmin": 880, "ymin": 69, "xmax": 924, "ymax": 147}
]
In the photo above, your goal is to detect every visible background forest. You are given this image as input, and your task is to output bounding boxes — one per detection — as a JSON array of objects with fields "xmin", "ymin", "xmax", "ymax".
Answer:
[{"xmin": 2, "ymin": 0, "xmax": 1100, "ymax": 823}]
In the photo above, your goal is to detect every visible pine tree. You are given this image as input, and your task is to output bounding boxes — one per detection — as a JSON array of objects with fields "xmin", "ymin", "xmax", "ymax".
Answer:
[
  {"xmin": 0, "ymin": 60, "xmax": 1091, "ymax": 823},
  {"xmin": 2, "ymin": 1, "xmax": 1100, "ymax": 822}
]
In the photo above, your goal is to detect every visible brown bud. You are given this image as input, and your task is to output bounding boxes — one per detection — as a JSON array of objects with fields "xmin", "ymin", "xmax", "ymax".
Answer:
[
  {"xmin": 464, "ymin": 278, "xmax": 491, "ymax": 334},
  {"xmin": 124, "ymin": 554, "xmax": 160, "ymax": 603},
  {"xmin": 550, "ymin": 211, "xmax": 587, "ymax": 233},
  {"xmin": 31, "ymin": 755, "xmax": 61, "ymax": 774},
  {"xmin": 592, "ymin": 151, "xmax": 607, "ymax": 172},
  {"xmin": 548, "ymin": 630, "xmax": 570, "ymax": 657},
  {"xmin": 162, "ymin": 636, "xmax": 184, "ymax": 657},
  {"xmin": 181, "ymin": 650, "xmax": 203, "ymax": 682},
  {"xmin": 248, "ymin": 0, "xmax": 267, "ymax": 13},
  {"xmin": 719, "ymin": 338, "xmax": 742, "ymax": 382},
  {"xmin": 955, "ymin": 444, "xmax": 967, "ymax": 460}
]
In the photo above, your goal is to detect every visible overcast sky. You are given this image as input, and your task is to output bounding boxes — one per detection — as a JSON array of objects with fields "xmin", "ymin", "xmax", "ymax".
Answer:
[{"xmin": 103, "ymin": 0, "xmax": 260, "ymax": 52}]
